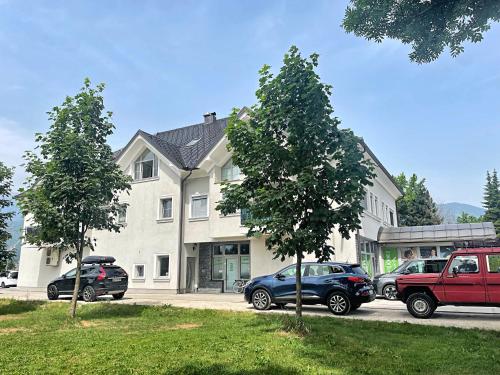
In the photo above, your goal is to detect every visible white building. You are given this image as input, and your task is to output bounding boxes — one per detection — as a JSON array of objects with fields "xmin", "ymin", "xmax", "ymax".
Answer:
[{"xmin": 18, "ymin": 111, "xmax": 403, "ymax": 292}]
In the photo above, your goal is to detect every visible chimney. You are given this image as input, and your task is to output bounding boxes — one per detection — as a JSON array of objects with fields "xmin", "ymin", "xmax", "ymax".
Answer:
[{"xmin": 203, "ymin": 112, "xmax": 216, "ymax": 124}]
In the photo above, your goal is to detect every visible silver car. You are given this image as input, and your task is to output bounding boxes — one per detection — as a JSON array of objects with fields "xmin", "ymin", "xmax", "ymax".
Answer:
[{"xmin": 373, "ymin": 259, "xmax": 448, "ymax": 300}]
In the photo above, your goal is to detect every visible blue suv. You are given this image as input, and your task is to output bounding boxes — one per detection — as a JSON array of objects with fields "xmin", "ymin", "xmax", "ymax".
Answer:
[{"xmin": 244, "ymin": 262, "xmax": 375, "ymax": 315}]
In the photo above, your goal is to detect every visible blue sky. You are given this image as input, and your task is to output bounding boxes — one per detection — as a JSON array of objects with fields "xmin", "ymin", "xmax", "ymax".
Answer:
[{"xmin": 0, "ymin": 0, "xmax": 499, "ymax": 206}]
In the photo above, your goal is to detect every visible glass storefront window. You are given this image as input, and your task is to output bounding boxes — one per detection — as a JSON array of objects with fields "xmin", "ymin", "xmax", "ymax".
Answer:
[
  {"xmin": 240, "ymin": 244, "xmax": 250, "ymax": 255},
  {"xmin": 213, "ymin": 245, "xmax": 223, "ymax": 256},
  {"xmin": 212, "ymin": 257, "xmax": 224, "ymax": 280},
  {"xmin": 240, "ymin": 256, "xmax": 250, "ymax": 279},
  {"xmin": 224, "ymin": 244, "xmax": 238, "ymax": 255}
]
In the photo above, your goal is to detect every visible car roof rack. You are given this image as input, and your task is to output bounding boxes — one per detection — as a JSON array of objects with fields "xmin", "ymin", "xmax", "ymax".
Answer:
[{"xmin": 82, "ymin": 256, "xmax": 116, "ymax": 265}]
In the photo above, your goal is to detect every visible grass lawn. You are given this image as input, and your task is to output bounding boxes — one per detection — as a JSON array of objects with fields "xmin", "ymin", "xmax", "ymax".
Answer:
[{"xmin": 0, "ymin": 299, "xmax": 499, "ymax": 374}]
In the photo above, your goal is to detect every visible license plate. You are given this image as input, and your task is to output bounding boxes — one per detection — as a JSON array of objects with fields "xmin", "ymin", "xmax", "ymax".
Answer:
[{"xmin": 112, "ymin": 277, "xmax": 122, "ymax": 282}]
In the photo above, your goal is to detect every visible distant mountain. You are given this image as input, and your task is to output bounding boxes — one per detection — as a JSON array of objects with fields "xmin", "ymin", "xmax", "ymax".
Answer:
[{"xmin": 438, "ymin": 202, "xmax": 485, "ymax": 224}]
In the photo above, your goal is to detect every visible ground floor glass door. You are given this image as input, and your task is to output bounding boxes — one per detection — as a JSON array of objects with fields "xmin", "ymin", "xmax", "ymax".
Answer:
[{"xmin": 225, "ymin": 257, "xmax": 238, "ymax": 291}]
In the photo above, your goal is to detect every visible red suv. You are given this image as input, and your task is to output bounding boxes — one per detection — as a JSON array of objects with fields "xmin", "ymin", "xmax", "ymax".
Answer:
[{"xmin": 396, "ymin": 247, "xmax": 500, "ymax": 318}]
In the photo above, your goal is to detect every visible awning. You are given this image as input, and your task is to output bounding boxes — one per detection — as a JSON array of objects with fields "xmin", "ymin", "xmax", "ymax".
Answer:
[{"xmin": 378, "ymin": 222, "xmax": 497, "ymax": 244}]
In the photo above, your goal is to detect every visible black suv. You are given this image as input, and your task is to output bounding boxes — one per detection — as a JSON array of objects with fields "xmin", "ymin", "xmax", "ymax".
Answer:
[{"xmin": 47, "ymin": 256, "xmax": 128, "ymax": 302}]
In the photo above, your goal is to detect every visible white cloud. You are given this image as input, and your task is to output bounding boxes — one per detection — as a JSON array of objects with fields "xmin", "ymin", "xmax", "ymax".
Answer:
[{"xmin": 0, "ymin": 117, "xmax": 34, "ymax": 190}]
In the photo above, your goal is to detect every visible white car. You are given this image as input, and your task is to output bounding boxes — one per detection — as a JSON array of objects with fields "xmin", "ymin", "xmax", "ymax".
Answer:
[{"xmin": 0, "ymin": 270, "xmax": 18, "ymax": 288}]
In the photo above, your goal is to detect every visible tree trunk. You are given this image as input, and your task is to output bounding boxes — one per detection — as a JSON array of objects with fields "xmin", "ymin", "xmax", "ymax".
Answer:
[
  {"xmin": 295, "ymin": 250, "xmax": 302, "ymax": 319},
  {"xmin": 69, "ymin": 247, "xmax": 82, "ymax": 318}
]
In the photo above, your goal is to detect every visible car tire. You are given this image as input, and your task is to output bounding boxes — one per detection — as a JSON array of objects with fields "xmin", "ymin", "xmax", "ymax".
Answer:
[
  {"xmin": 327, "ymin": 292, "xmax": 351, "ymax": 315},
  {"xmin": 0, "ymin": 282, "xmax": 5, "ymax": 288},
  {"xmin": 112, "ymin": 292, "xmax": 125, "ymax": 300},
  {"xmin": 252, "ymin": 289, "xmax": 272, "ymax": 311},
  {"xmin": 382, "ymin": 284, "xmax": 398, "ymax": 300},
  {"xmin": 82, "ymin": 285, "xmax": 97, "ymax": 302},
  {"xmin": 47, "ymin": 284, "xmax": 59, "ymax": 300},
  {"xmin": 406, "ymin": 292, "xmax": 436, "ymax": 319}
]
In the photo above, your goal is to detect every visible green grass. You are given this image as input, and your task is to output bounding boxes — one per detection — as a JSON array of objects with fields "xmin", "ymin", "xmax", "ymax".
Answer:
[{"xmin": 0, "ymin": 299, "xmax": 499, "ymax": 374}]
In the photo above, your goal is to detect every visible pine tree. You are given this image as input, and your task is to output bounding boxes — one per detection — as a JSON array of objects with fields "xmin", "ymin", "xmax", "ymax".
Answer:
[{"xmin": 483, "ymin": 169, "xmax": 500, "ymax": 237}]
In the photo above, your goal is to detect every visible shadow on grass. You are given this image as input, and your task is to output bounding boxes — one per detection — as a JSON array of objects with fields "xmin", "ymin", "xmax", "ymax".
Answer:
[
  {"xmin": 0, "ymin": 299, "xmax": 44, "ymax": 315},
  {"xmin": 76, "ymin": 303, "xmax": 152, "ymax": 320},
  {"xmin": 172, "ymin": 363, "xmax": 301, "ymax": 375}
]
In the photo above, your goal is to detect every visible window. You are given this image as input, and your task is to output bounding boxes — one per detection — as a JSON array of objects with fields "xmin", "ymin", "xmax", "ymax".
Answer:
[
  {"xmin": 159, "ymin": 198, "xmax": 173, "ymax": 219},
  {"xmin": 134, "ymin": 149, "xmax": 158, "ymax": 180},
  {"xmin": 486, "ymin": 255, "xmax": 500, "ymax": 273},
  {"xmin": 240, "ymin": 256, "xmax": 250, "ymax": 279},
  {"xmin": 374, "ymin": 196, "xmax": 379, "ymax": 216},
  {"xmin": 240, "ymin": 243, "xmax": 250, "ymax": 255},
  {"xmin": 212, "ymin": 257, "xmax": 224, "ymax": 280},
  {"xmin": 385, "ymin": 205, "xmax": 389, "ymax": 222},
  {"xmin": 191, "ymin": 195, "xmax": 208, "ymax": 218},
  {"xmin": 389, "ymin": 210, "xmax": 395, "ymax": 226},
  {"xmin": 419, "ymin": 247, "xmax": 438, "ymax": 259},
  {"xmin": 361, "ymin": 192, "xmax": 368, "ymax": 210},
  {"xmin": 117, "ymin": 205, "xmax": 127, "ymax": 224},
  {"xmin": 307, "ymin": 265, "xmax": 339, "ymax": 276},
  {"xmin": 370, "ymin": 193, "xmax": 374, "ymax": 213},
  {"xmin": 240, "ymin": 208, "xmax": 251, "ymax": 225},
  {"xmin": 448, "ymin": 256, "xmax": 479, "ymax": 274},
  {"xmin": 279, "ymin": 265, "xmax": 306, "ymax": 278},
  {"xmin": 439, "ymin": 246, "xmax": 455, "ymax": 258},
  {"xmin": 406, "ymin": 260, "xmax": 425, "ymax": 274},
  {"xmin": 381, "ymin": 202, "xmax": 385, "ymax": 220},
  {"xmin": 134, "ymin": 264, "xmax": 145, "ymax": 279},
  {"xmin": 64, "ymin": 268, "xmax": 77, "ymax": 278},
  {"xmin": 155, "ymin": 255, "xmax": 170, "ymax": 278},
  {"xmin": 221, "ymin": 159, "xmax": 240, "ymax": 181},
  {"xmin": 224, "ymin": 244, "xmax": 238, "ymax": 255},
  {"xmin": 45, "ymin": 248, "xmax": 60, "ymax": 266}
]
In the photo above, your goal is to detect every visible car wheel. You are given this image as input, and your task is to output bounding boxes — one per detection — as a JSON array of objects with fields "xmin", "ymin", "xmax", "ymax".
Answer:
[
  {"xmin": 0, "ymin": 282, "xmax": 5, "ymax": 288},
  {"xmin": 327, "ymin": 292, "xmax": 351, "ymax": 315},
  {"xmin": 382, "ymin": 284, "xmax": 398, "ymax": 300},
  {"xmin": 406, "ymin": 292, "xmax": 436, "ymax": 319},
  {"xmin": 275, "ymin": 303, "xmax": 287, "ymax": 309},
  {"xmin": 252, "ymin": 289, "xmax": 271, "ymax": 311},
  {"xmin": 82, "ymin": 285, "xmax": 96, "ymax": 302},
  {"xmin": 47, "ymin": 284, "xmax": 59, "ymax": 300},
  {"xmin": 112, "ymin": 292, "xmax": 125, "ymax": 300}
]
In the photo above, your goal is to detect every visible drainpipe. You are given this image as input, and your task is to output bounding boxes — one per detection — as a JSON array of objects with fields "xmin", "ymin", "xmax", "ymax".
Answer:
[{"xmin": 177, "ymin": 169, "xmax": 194, "ymax": 294}]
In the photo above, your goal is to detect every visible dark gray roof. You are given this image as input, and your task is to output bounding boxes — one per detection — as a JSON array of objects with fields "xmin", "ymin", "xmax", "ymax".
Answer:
[
  {"xmin": 378, "ymin": 222, "xmax": 497, "ymax": 244},
  {"xmin": 115, "ymin": 118, "xmax": 228, "ymax": 170}
]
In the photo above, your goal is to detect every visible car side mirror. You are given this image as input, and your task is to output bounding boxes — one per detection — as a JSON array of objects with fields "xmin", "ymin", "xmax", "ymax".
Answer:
[
  {"xmin": 275, "ymin": 273, "xmax": 285, "ymax": 280},
  {"xmin": 452, "ymin": 267, "xmax": 459, "ymax": 277},
  {"xmin": 402, "ymin": 269, "xmax": 410, "ymax": 275},
  {"xmin": 62, "ymin": 274, "xmax": 67, "ymax": 279}
]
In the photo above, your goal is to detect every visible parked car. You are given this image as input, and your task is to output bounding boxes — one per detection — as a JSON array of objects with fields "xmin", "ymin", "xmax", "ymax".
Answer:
[
  {"xmin": 243, "ymin": 262, "xmax": 375, "ymax": 315},
  {"xmin": 0, "ymin": 270, "xmax": 18, "ymax": 288},
  {"xmin": 47, "ymin": 256, "xmax": 128, "ymax": 302},
  {"xmin": 373, "ymin": 258, "xmax": 448, "ymax": 300},
  {"xmin": 396, "ymin": 247, "xmax": 500, "ymax": 318}
]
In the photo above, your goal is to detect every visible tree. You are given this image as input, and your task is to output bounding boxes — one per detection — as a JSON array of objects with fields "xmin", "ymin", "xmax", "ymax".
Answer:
[
  {"xmin": 216, "ymin": 46, "xmax": 374, "ymax": 323},
  {"xmin": 343, "ymin": 0, "xmax": 500, "ymax": 63},
  {"xmin": 17, "ymin": 79, "xmax": 131, "ymax": 317},
  {"xmin": 394, "ymin": 173, "xmax": 442, "ymax": 226},
  {"xmin": 483, "ymin": 169, "xmax": 500, "ymax": 237},
  {"xmin": 0, "ymin": 162, "xmax": 15, "ymax": 270},
  {"xmin": 457, "ymin": 211, "xmax": 482, "ymax": 224}
]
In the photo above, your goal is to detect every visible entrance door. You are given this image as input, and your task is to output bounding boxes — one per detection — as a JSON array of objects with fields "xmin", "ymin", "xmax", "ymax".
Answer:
[
  {"xmin": 186, "ymin": 257, "xmax": 196, "ymax": 293},
  {"xmin": 225, "ymin": 257, "xmax": 238, "ymax": 292}
]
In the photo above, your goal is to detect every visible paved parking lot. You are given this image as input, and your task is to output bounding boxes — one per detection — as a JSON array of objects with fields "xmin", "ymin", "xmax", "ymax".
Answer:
[{"xmin": 2, "ymin": 287, "xmax": 500, "ymax": 331}]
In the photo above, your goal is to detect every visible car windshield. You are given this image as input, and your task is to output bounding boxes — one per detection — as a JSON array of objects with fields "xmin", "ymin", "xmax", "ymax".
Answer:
[{"xmin": 391, "ymin": 262, "xmax": 408, "ymax": 273}]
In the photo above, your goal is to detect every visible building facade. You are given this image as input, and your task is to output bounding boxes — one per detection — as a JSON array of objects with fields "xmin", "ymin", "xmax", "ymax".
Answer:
[{"xmin": 17, "ymin": 112, "xmax": 403, "ymax": 291}]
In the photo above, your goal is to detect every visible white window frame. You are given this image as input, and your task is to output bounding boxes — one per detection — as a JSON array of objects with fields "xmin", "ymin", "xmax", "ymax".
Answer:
[
  {"xmin": 158, "ymin": 196, "xmax": 174, "ymax": 221},
  {"xmin": 117, "ymin": 204, "xmax": 127, "ymax": 225},
  {"xmin": 154, "ymin": 254, "xmax": 170, "ymax": 279},
  {"xmin": 370, "ymin": 193, "xmax": 374, "ymax": 213},
  {"xmin": 389, "ymin": 209, "xmax": 395, "ymax": 226},
  {"xmin": 221, "ymin": 158, "xmax": 241, "ymax": 181},
  {"xmin": 133, "ymin": 149, "xmax": 159, "ymax": 181},
  {"xmin": 190, "ymin": 194, "xmax": 209, "ymax": 219},
  {"xmin": 374, "ymin": 196, "xmax": 379, "ymax": 216},
  {"xmin": 133, "ymin": 264, "xmax": 146, "ymax": 280},
  {"xmin": 45, "ymin": 248, "xmax": 60, "ymax": 266}
]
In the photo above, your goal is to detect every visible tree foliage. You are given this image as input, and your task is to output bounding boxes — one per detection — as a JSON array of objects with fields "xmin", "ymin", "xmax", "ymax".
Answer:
[
  {"xmin": 483, "ymin": 169, "xmax": 500, "ymax": 237},
  {"xmin": 343, "ymin": 0, "xmax": 500, "ymax": 63},
  {"xmin": 217, "ymin": 46, "xmax": 374, "ymax": 319},
  {"xmin": 0, "ymin": 162, "xmax": 15, "ymax": 269},
  {"xmin": 456, "ymin": 211, "xmax": 482, "ymax": 224},
  {"xmin": 394, "ymin": 173, "xmax": 442, "ymax": 226},
  {"xmin": 17, "ymin": 79, "xmax": 131, "ymax": 317}
]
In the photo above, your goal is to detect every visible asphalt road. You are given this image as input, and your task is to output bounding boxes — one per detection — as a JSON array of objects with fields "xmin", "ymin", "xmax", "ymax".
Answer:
[{"xmin": 2, "ymin": 287, "xmax": 500, "ymax": 331}]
